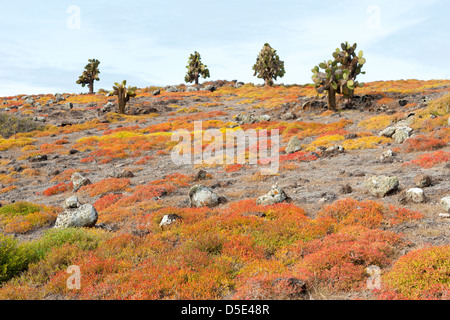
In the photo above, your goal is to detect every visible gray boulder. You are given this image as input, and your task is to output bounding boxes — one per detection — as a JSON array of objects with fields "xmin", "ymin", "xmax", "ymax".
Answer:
[
  {"xmin": 71, "ymin": 172, "xmax": 91, "ymax": 192},
  {"xmin": 54, "ymin": 204, "xmax": 98, "ymax": 229},
  {"xmin": 285, "ymin": 136, "xmax": 302, "ymax": 154},
  {"xmin": 365, "ymin": 175, "xmax": 399, "ymax": 197},
  {"xmin": 441, "ymin": 197, "xmax": 450, "ymax": 213},
  {"xmin": 189, "ymin": 185, "xmax": 220, "ymax": 208},
  {"xmin": 256, "ymin": 185, "xmax": 289, "ymax": 206}
]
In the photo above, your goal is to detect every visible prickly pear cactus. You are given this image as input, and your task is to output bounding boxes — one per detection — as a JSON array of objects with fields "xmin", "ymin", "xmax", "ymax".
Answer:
[
  {"xmin": 252, "ymin": 43, "xmax": 285, "ymax": 87},
  {"xmin": 185, "ymin": 51, "xmax": 210, "ymax": 85},
  {"xmin": 312, "ymin": 42, "xmax": 365, "ymax": 110},
  {"xmin": 109, "ymin": 80, "xmax": 137, "ymax": 114},
  {"xmin": 76, "ymin": 59, "xmax": 100, "ymax": 94}
]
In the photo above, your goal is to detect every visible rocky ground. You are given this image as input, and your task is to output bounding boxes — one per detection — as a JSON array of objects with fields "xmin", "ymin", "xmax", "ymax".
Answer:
[{"xmin": 0, "ymin": 80, "xmax": 449, "ymax": 299}]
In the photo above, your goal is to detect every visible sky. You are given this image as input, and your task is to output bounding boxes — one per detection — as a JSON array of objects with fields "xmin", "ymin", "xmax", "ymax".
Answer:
[{"xmin": 0, "ymin": 0, "xmax": 449, "ymax": 96}]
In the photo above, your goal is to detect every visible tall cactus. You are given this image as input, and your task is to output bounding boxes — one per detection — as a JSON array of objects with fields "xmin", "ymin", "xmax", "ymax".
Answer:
[
  {"xmin": 312, "ymin": 42, "xmax": 365, "ymax": 110},
  {"xmin": 185, "ymin": 51, "xmax": 210, "ymax": 85},
  {"xmin": 76, "ymin": 59, "xmax": 100, "ymax": 94},
  {"xmin": 252, "ymin": 43, "xmax": 285, "ymax": 87},
  {"xmin": 109, "ymin": 80, "xmax": 137, "ymax": 114}
]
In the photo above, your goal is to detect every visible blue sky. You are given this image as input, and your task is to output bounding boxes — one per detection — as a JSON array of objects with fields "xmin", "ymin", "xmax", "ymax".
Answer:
[{"xmin": 0, "ymin": 0, "xmax": 449, "ymax": 96}]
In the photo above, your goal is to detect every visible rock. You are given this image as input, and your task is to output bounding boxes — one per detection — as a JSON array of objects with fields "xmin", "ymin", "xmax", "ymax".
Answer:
[
  {"xmin": 344, "ymin": 133, "xmax": 358, "ymax": 140},
  {"xmin": 405, "ymin": 188, "xmax": 426, "ymax": 203},
  {"xmin": 55, "ymin": 93, "xmax": 65, "ymax": 103},
  {"xmin": 24, "ymin": 98, "xmax": 35, "ymax": 105},
  {"xmin": 398, "ymin": 99, "xmax": 408, "ymax": 107},
  {"xmin": 29, "ymin": 155, "xmax": 48, "ymax": 162},
  {"xmin": 280, "ymin": 112, "xmax": 296, "ymax": 120},
  {"xmin": 160, "ymin": 214, "xmax": 182, "ymax": 228},
  {"xmin": 189, "ymin": 185, "xmax": 220, "ymax": 208},
  {"xmin": 65, "ymin": 196, "xmax": 81, "ymax": 209},
  {"xmin": 285, "ymin": 136, "xmax": 302, "ymax": 154},
  {"xmin": 439, "ymin": 213, "xmax": 450, "ymax": 218},
  {"xmin": 152, "ymin": 89, "xmax": 161, "ymax": 96},
  {"xmin": 186, "ymin": 86, "xmax": 199, "ymax": 92},
  {"xmin": 365, "ymin": 175, "xmax": 399, "ymax": 197},
  {"xmin": 203, "ymin": 85, "xmax": 216, "ymax": 92},
  {"xmin": 235, "ymin": 113, "xmax": 271, "ymax": 125},
  {"xmin": 54, "ymin": 204, "xmax": 98, "ymax": 229},
  {"xmin": 379, "ymin": 127, "xmax": 397, "ymax": 138},
  {"xmin": 440, "ymin": 197, "xmax": 450, "ymax": 213},
  {"xmin": 323, "ymin": 145, "xmax": 345, "ymax": 156},
  {"xmin": 108, "ymin": 170, "xmax": 135, "ymax": 179},
  {"xmin": 414, "ymin": 174, "xmax": 432, "ymax": 188},
  {"xmin": 235, "ymin": 82, "xmax": 244, "ymax": 88},
  {"xmin": 339, "ymin": 184, "xmax": 353, "ymax": 194},
  {"xmin": 380, "ymin": 150, "xmax": 395, "ymax": 163},
  {"xmin": 71, "ymin": 172, "xmax": 91, "ymax": 192},
  {"xmin": 62, "ymin": 102, "xmax": 73, "ymax": 110},
  {"xmin": 195, "ymin": 169, "xmax": 208, "ymax": 181},
  {"xmin": 392, "ymin": 126, "xmax": 413, "ymax": 144},
  {"xmin": 165, "ymin": 86, "xmax": 179, "ymax": 93},
  {"xmin": 33, "ymin": 116, "xmax": 46, "ymax": 122},
  {"xmin": 256, "ymin": 184, "xmax": 289, "ymax": 206}
]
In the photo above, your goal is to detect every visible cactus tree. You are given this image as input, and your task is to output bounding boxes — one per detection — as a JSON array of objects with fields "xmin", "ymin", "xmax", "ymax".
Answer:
[
  {"xmin": 312, "ymin": 42, "xmax": 365, "ymax": 110},
  {"xmin": 252, "ymin": 43, "xmax": 285, "ymax": 87},
  {"xmin": 109, "ymin": 80, "xmax": 137, "ymax": 114},
  {"xmin": 76, "ymin": 59, "xmax": 100, "ymax": 94},
  {"xmin": 185, "ymin": 51, "xmax": 210, "ymax": 85}
]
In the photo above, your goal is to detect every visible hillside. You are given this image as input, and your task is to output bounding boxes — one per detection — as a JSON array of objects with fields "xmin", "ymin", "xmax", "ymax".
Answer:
[{"xmin": 0, "ymin": 79, "xmax": 449, "ymax": 300}]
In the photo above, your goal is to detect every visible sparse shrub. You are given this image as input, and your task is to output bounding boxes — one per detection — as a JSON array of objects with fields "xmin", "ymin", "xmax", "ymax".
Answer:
[
  {"xmin": 403, "ymin": 151, "xmax": 450, "ymax": 168},
  {"xmin": 400, "ymin": 134, "xmax": 447, "ymax": 153},
  {"xmin": 42, "ymin": 182, "xmax": 73, "ymax": 196},
  {"xmin": 0, "ymin": 113, "xmax": 42, "ymax": 139},
  {"xmin": 0, "ymin": 202, "xmax": 60, "ymax": 234},
  {"xmin": 293, "ymin": 226, "xmax": 403, "ymax": 291},
  {"xmin": 79, "ymin": 178, "xmax": 131, "ymax": 197}
]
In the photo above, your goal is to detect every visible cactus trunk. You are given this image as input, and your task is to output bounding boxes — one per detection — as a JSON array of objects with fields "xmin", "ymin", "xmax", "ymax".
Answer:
[
  {"xmin": 88, "ymin": 81, "xmax": 94, "ymax": 95},
  {"xmin": 328, "ymin": 87, "xmax": 337, "ymax": 111}
]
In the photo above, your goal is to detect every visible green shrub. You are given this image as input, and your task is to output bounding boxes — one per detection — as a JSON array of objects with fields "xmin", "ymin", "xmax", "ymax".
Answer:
[
  {"xmin": 25, "ymin": 227, "xmax": 110, "ymax": 260},
  {"xmin": 382, "ymin": 245, "xmax": 450, "ymax": 299},
  {"xmin": 0, "ymin": 113, "xmax": 42, "ymax": 139},
  {"xmin": 0, "ymin": 202, "xmax": 43, "ymax": 217},
  {"xmin": 0, "ymin": 234, "xmax": 33, "ymax": 282}
]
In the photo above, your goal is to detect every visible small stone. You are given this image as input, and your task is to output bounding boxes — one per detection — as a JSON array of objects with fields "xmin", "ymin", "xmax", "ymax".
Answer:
[
  {"xmin": 414, "ymin": 174, "xmax": 432, "ymax": 188},
  {"xmin": 71, "ymin": 172, "xmax": 91, "ymax": 192},
  {"xmin": 440, "ymin": 197, "xmax": 450, "ymax": 213},
  {"xmin": 339, "ymin": 184, "xmax": 353, "ymax": 194},
  {"xmin": 256, "ymin": 185, "xmax": 289, "ymax": 206},
  {"xmin": 405, "ymin": 188, "xmax": 426, "ymax": 203},
  {"xmin": 160, "ymin": 214, "xmax": 182, "ymax": 228},
  {"xmin": 285, "ymin": 136, "xmax": 302, "ymax": 154},
  {"xmin": 65, "ymin": 196, "xmax": 81, "ymax": 209},
  {"xmin": 189, "ymin": 185, "xmax": 220, "ymax": 208},
  {"xmin": 438, "ymin": 213, "xmax": 450, "ymax": 218}
]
